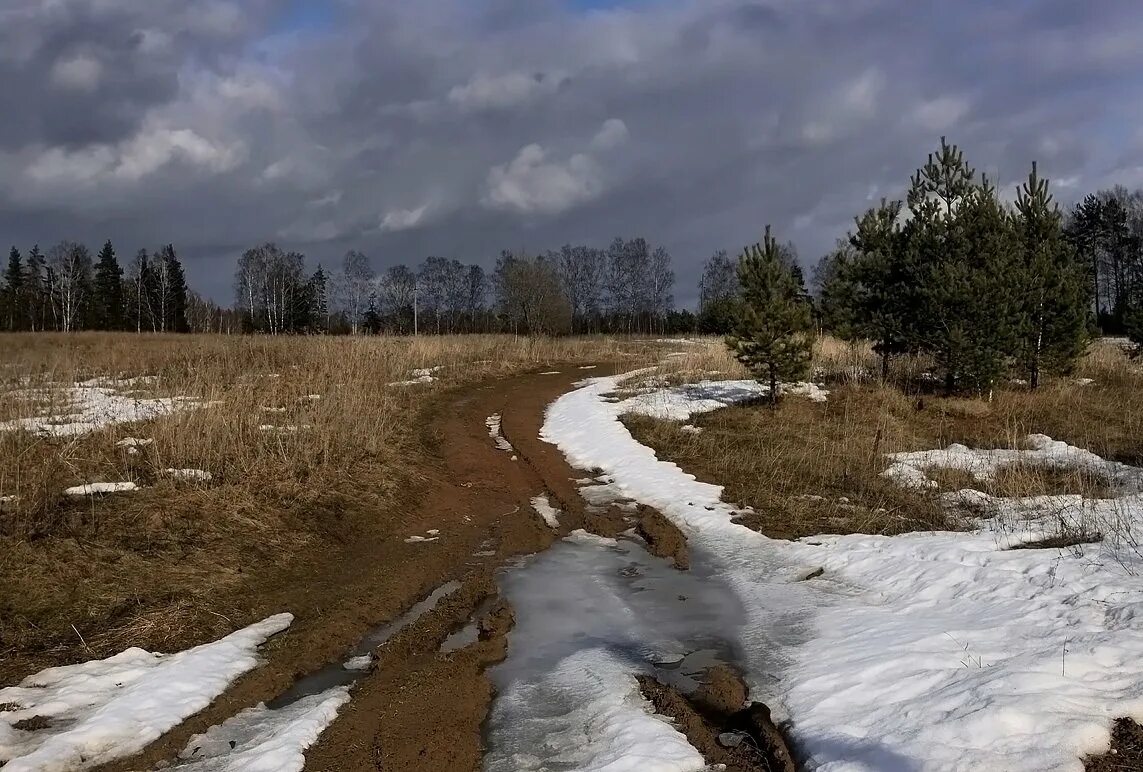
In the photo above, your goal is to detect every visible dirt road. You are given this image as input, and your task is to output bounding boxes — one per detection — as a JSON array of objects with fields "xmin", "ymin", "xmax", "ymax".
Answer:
[{"xmin": 98, "ymin": 365, "xmax": 624, "ymax": 771}]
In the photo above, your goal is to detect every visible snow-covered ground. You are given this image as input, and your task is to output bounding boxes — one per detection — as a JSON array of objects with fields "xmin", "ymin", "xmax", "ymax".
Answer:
[
  {"xmin": 486, "ymin": 413, "xmax": 515, "ymax": 452},
  {"xmin": 0, "ymin": 615, "xmax": 292, "ymax": 771},
  {"xmin": 531, "ymin": 371, "xmax": 1143, "ymax": 771},
  {"xmin": 0, "ymin": 379, "xmax": 203, "ymax": 437}
]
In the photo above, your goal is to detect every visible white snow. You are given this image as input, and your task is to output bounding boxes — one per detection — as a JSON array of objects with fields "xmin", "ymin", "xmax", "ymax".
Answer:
[
  {"xmin": 538, "ymin": 372, "xmax": 1143, "ymax": 771},
  {"xmin": 679, "ymin": 424, "xmax": 703, "ymax": 435},
  {"xmin": 882, "ymin": 433, "xmax": 1143, "ymax": 493},
  {"xmin": 259, "ymin": 406, "xmax": 288, "ymax": 414},
  {"xmin": 63, "ymin": 482, "xmax": 139, "ymax": 496},
  {"xmin": 486, "ymin": 414, "xmax": 515, "ymax": 452},
  {"xmin": 531, "ymin": 494, "xmax": 561, "ymax": 528},
  {"xmin": 258, "ymin": 425, "xmax": 312, "ymax": 433},
  {"xmin": 0, "ymin": 381, "xmax": 203, "ymax": 438},
  {"xmin": 579, "ymin": 365, "xmax": 598, "ymax": 370},
  {"xmin": 618, "ymin": 379, "xmax": 829, "ymax": 422},
  {"xmin": 342, "ymin": 656, "xmax": 372, "ymax": 672},
  {"xmin": 172, "ymin": 687, "xmax": 349, "ymax": 772},
  {"xmin": 0, "ymin": 614, "xmax": 292, "ymax": 771},
  {"xmin": 162, "ymin": 469, "xmax": 214, "ymax": 482},
  {"xmin": 540, "ymin": 371, "xmax": 561, "ymax": 375},
  {"xmin": 404, "ymin": 535, "xmax": 438, "ymax": 543},
  {"xmin": 0, "ymin": 494, "xmax": 18, "ymax": 504}
]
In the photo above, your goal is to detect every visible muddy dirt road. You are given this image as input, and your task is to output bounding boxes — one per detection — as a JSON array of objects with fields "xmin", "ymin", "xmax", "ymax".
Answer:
[{"xmin": 95, "ymin": 365, "xmax": 639, "ymax": 771}]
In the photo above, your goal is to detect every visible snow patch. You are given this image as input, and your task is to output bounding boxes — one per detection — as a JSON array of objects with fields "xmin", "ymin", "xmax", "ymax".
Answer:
[
  {"xmin": 619, "ymin": 379, "xmax": 829, "ymax": 422},
  {"xmin": 531, "ymin": 494, "xmax": 561, "ymax": 528},
  {"xmin": 173, "ymin": 686, "xmax": 350, "ymax": 771},
  {"xmin": 881, "ymin": 434, "xmax": 1143, "ymax": 493},
  {"xmin": 486, "ymin": 414, "xmax": 514, "ymax": 452},
  {"xmin": 0, "ymin": 382, "xmax": 204, "ymax": 437},
  {"xmin": 0, "ymin": 614, "xmax": 292, "ymax": 771},
  {"xmin": 163, "ymin": 469, "xmax": 213, "ymax": 482},
  {"xmin": 63, "ymin": 482, "xmax": 139, "ymax": 496}
]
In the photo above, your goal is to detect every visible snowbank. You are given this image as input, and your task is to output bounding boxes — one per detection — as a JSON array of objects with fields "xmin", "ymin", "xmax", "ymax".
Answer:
[
  {"xmin": 0, "ymin": 614, "xmax": 293, "ymax": 771},
  {"xmin": 486, "ymin": 414, "xmax": 514, "ymax": 452},
  {"xmin": 538, "ymin": 372, "xmax": 1143, "ymax": 771}
]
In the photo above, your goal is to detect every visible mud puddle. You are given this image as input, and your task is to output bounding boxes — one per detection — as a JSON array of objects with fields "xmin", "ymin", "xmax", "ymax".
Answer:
[{"xmin": 266, "ymin": 580, "xmax": 461, "ymax": 708}]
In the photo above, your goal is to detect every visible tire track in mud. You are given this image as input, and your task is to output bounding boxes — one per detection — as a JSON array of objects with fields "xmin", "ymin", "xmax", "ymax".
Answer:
[{"xmin": 94, "ymin": 366, "xmax": 612, "ymax": 772}]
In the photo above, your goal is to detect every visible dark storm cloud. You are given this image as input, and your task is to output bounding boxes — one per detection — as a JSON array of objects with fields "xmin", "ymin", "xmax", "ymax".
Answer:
[{"xmin": 2, "ymin": 0, "xmax": 1143, "ymax": 304}]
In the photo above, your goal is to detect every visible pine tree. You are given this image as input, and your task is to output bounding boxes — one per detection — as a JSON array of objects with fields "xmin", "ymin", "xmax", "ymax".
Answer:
[
  {"xmin": 93, "ymin": 240, "xmax": 125, "ymax": 330},
  {"xmin": 1013, "ymin": 163, "xmax": 1090, "ymax": 388},
  {"xmin": 4, "ymin": 247, "xmax": 25, "ymax": 331},
  {"xmin": 848, "ymin": 199, "xmax": 913, "ymax": 380},
  {"xmin": 159, "ymin": 245, "xmax": 189, "ymax": 333},
  {"xmin": 726, "ymin": 225, "xmax": 815, "ymax": 406},
  {"xmin": 907, "ymin": 138, "xmax": 1018, "ymax": 394}
]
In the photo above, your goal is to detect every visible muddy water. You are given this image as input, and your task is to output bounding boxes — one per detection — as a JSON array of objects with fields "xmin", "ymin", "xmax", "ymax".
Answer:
[
  {"xmin": 483, "ymin": 531, "xmax": 758, "ymax": 770},
  {"xmin": 266, "ymin": 580, "xmax": 461, "ymax": 709}
]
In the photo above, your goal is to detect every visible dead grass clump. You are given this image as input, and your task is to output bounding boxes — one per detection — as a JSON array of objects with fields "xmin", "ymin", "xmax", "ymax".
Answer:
[{"xmin": 989, "ymin": 464, "xmax": 1115, "ymax": 500}]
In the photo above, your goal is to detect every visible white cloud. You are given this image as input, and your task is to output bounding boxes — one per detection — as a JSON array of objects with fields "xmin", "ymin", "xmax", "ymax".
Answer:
[
  {"xmin": 50, "ymin": 54, "xmax": 103, "ymax": 91},
  {"xmin": 484, "ymin": 144, "xmax": 603, "ymax": 215},
  {"xmin": 910, "ymin": 95, "xmax": 971, "ymax": 132},
  {"xmin": 380, "ymin": 204, "xmax": 429, "ymax": 232},
  {"xmin": 591, "ymin": 118, "xmax": 629, "ymax": 151},
  {"xmin": 24, "ymin": 125, "xmax": 242, "ymax": 188},
  {"xmin": 448, "ymin": 71, "xmax": 564, "ymax": 111}
]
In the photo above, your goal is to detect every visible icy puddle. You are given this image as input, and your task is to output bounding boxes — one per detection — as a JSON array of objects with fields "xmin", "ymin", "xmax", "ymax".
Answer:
[{"xmin": 484, "ymin": 531, "xmax": 797, "ymax": 771}]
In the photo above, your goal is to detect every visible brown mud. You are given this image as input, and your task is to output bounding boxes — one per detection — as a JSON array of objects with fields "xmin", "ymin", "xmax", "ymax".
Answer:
[{"xmin": 638, "ymin": 663, "xmax": 796, "ymax": 772}]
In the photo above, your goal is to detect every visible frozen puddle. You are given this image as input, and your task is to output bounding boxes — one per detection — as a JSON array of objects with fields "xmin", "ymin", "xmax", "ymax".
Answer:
[
  {"xmin": 484, "ymin": 531, "xmax": 798, "ymax": 771},
  {"xmin": 531, "ymin": 371, "xmax": 1143, "ymax": 771},
  {"xmin": 0, "ymin": 615, "xmax": 292, "ymax": 771}
]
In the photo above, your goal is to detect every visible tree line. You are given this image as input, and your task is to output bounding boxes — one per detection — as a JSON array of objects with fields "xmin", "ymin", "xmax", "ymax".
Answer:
[
  {"xmin": 726, "ymin": 138, "xmax": 1103, "ymax": 397},
  {"xmin": 0, "ymin": 241, "xmax": 201, "ymax": 333},
  {"xmin": 232, "ymin": 237, "xmax": 685, "ymax": 336}
]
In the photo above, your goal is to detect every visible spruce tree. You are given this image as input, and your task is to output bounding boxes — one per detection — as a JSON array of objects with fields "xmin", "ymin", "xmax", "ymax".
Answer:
[
  {"xmin": 726, "ymin": 225, "xmax": 814, "ymax": 406},
  {"xmin": 159, "ymin": 245, "xmax": 189, "ymax": 332},
  {"xmin": 24, "ymin": 245, "xmax": 45, "ymax": 331},
  {"xmin": 93, "ymin": 240, "xmax": 125, "ymax": 330},
  {"xmin": 363, "ymin": 292, "xmax": 382, "ymax": 335},
  {"xmin": 1013, "ymin": 163, "xmax": 1089, "ymax": 388},
  {"xmin": 4, "ymin": 247, "xmax": 24, "ymax": 331}
]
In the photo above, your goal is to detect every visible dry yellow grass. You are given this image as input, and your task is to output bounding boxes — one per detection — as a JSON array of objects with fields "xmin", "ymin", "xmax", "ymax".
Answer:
[
  {"xmin": 625, "ymin": 336, "xmax": 1143, "ymax": 539},
  {"xmin": 0, "ymin": 332, "xmax": 654, "ymax": 674}
]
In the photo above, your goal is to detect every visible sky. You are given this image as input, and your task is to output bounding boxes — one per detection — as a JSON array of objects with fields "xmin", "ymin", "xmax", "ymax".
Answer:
[{"xmin": 3, "ymin": 0, "xmax": 1143, "ymax": 306}]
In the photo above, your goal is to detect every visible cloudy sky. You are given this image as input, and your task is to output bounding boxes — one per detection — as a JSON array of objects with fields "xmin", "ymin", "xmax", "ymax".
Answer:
[{"xmin": 3, "ymin": 0, "xmax": 1143, "ymax": 305}]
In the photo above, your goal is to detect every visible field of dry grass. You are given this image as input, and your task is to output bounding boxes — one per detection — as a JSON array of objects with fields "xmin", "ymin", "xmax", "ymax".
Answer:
[
  {"xmin": 0, "ymin": 332, "xmax": 655, "ymax": 676},
  {"xmin": 626, "ymin": 336, "xmax": 1143, "ymax": 540}
]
